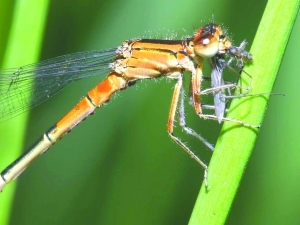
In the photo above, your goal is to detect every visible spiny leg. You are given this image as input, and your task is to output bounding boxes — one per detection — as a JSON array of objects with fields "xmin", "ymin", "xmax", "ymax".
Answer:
[
  {"xmin": 193, "ymin": 81, "xmax": 260, "ymax": 128},
  {"xmin": 199, "ymin": 113, "xmax": 260, "ymax": 128},
  {"xmin": 178, "ymin": 82, "xmax": 214, "ymax": 151},
  {"xmin": 167, "ymin": 75, "xmax": 208, "ymax": 187}
]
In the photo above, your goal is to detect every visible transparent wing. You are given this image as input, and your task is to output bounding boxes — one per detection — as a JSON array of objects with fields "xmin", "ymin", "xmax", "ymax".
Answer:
[
  {"xmin": 0, "ymin": 48, "xmax": 117, "ymax": 122},
  {"xmin": 210, "ymin": 55, "xmax": 226, "ymax": 123}
]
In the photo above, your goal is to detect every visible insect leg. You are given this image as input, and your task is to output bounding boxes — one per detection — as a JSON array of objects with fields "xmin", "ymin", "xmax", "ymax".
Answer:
[{"xmin": 167, "ymin": 74, "xmax": 208, "ymax": 187}]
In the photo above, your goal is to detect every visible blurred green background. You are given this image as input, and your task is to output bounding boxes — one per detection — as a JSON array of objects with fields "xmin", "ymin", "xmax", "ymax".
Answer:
[{"xmin": 0, "ymin": 0, "xmax": 299, "ymax": 224}]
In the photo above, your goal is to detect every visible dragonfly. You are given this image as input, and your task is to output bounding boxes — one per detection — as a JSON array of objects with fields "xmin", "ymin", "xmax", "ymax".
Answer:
[{"xmin": 0, "ymin": 23, "xmax": 254, "ymax": 191}]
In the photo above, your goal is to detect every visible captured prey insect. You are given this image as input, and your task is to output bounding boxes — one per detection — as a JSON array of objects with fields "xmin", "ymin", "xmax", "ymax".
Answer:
[
  {"xmin": 0, "ymin": 23, "xmax": 254, "ymax": 191},
  {"xmin": 206, "ymin": 40, "xmax": 253, "ymax": 123}
]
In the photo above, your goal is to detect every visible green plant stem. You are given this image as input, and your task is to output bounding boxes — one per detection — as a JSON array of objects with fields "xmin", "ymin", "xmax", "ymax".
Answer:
[
  {"xmin": 0, "ymin": 1, "xmax": 49, "ymax": 224},
  {"xmin": 189, "ymin": 1, "xmax": 299, "ymax": 225}
]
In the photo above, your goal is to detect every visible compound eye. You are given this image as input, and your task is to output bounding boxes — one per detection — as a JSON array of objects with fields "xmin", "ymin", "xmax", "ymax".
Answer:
[{"xmin": 193, "ymin": 23, "xmax": 221, "ymax": 57}]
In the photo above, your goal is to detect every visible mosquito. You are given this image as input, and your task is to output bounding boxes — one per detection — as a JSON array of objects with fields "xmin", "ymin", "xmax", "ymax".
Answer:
[{"xmin": 0, "ymin": 23, "xmax": 254, "ymax": 191}]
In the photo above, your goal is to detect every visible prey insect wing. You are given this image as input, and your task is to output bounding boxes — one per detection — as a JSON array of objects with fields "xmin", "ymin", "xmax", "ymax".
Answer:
[{"xmin": 210, "ymin": 54, "xmax": 227, "ymax": 123}]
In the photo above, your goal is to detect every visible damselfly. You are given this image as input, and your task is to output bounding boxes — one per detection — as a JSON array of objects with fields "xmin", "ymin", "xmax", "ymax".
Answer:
[{"xmin": 0, "ymin": 23, "xmax": 254, "ymax": 191}]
